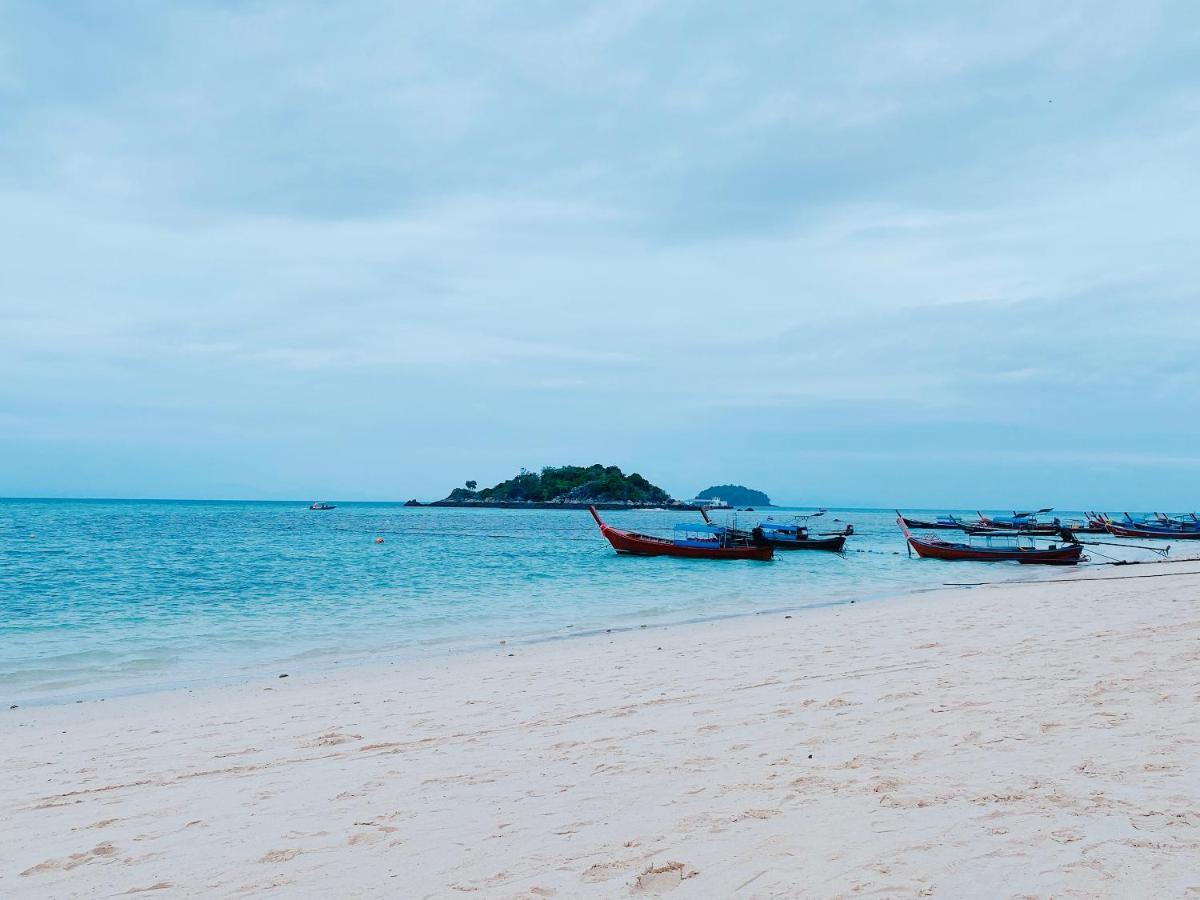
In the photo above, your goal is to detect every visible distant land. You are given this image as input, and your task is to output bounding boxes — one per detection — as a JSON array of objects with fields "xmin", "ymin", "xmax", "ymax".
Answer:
[
  {"xmin": 412, "ymin": 464, "xmax": 701, "ymax": 509},
  {"xmin": 693, "ymin": 484, "xmax": 773, "ymax": 507}
]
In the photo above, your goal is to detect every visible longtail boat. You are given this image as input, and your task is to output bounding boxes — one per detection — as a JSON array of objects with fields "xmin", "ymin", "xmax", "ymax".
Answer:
[
  {"xmin": 758, "ymin": 521, "xmax": 847, "ymax": 551},
  {"xmin": 963, "ymin": 522, "xmax": 1064, "ymax": 536},
  {"xmin": 701, "ymin": 509, "xmax": 848, "ymax": 552},
  {"xmin": 1107, "ymin": 522, "xmax": 1200, "ymax": 540},
  {"xmin": 1121, "ymin": 512, "xmax": 1197, "ymax": 528},
  {"xmin": 967, "ymin": 509, "xmax": 1063, "ymax": 535},
  {"xmin": 1122, "ymin": 512, "xmax": 1200, "ymax": 532},
  {"xmin": 896, "ymin": 511, "xmax": 966, "ymax": 530},
  {"xmin": 1060, "ymin": 512, "xmax": 1112, "ymax": 535},
  {"xmin": 589, "ymin": 506, "xmax": 773, "ymax": 560},
  {"xmin": 898, "ymin": 517, "xmax": 1083, "ymax": 565}
]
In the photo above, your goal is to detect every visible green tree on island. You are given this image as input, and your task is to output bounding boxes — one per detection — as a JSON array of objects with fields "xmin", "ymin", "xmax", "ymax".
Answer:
[{"xmin": 441, "ymin": 464, "xmax": 671, "ymax": 504}]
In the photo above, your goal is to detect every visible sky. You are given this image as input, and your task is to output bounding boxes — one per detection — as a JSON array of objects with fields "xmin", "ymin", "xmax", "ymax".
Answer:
[{"xmin": 2, "ymin": 0, "xmax": 1199, "ymax": 508}]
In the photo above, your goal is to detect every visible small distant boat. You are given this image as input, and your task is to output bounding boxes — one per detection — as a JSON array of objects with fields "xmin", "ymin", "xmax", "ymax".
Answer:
[
  {"xmin": 309, "ymin": 501, "xmax": 336, "ymax": 511},
  {"xmin": 589, "ymin": 507, "xmax": 773, "ymax": 560},
  {"xmin": 687, "ymin": 496, "xmax": 732, "ymax": 509},
  {"xmin": 896, "ymin": 511, "xmax": 966, "ymax": 531},
  {"xmin": 898, "ymin": 517, "xmax": 1083, "ymax": 565}
]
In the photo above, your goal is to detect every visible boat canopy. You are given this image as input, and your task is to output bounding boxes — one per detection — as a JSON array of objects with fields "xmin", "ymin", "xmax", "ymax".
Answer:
[{"xmin": 673, "ymin": 523, "xmax": 724, "ymax": 534}]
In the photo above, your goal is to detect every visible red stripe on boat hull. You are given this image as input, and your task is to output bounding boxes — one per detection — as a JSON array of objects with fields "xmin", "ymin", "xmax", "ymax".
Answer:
[
  {"xmin": 906, "ymin": 537, "xmax": 1083, "ymax": 565},
  {"xmin": 601, "ymin": 524, "xmax": 774, "ymax": 560},
  {"xmin": 1107, "ymin": 523, "xmax": 1200, "ymax": 540},
  {"xmin": 897, "ymin": 515, "xmax": 1082, "ymax": 565},
  {"xmin": 587, "ymin": 506, "xmax": 773, "ymax": 560}
]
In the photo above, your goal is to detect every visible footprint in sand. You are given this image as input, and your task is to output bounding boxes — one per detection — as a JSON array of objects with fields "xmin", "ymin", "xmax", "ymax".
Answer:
[
  {"xmin": 631, "ymin": 861, "xmax": 699, "ymax": 893},
  {"xmin": 20, "ymin": 842, "xmax": 118, "ymax": 876},
  {"xmin": 260, "ymin": 848, "xmax": 303, "ymax": 863},
  {"xmin": 303, "ymin": 731, "xmax": 362, "ymax": 748}
]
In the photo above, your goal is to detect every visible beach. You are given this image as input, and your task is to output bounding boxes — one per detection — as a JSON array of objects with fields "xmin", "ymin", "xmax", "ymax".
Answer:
[{"xmin": 4, "ymin": 563, "xmax": 1199, "ymax": 898}]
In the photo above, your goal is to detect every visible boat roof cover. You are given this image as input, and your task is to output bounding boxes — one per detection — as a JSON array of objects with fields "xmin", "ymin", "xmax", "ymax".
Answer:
[
  {"xmin": 759, "ymin": 522, "xmax": 800, "ymax": 531},
  {"xmin": 673, "ymin": 523, "xmax": 724, "ymax": 534}
]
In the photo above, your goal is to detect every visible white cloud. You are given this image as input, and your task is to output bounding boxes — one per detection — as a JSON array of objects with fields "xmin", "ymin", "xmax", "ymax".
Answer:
[{"xmin": 2, "ymin": 0, "xmax": 1199, "ymax": 500}]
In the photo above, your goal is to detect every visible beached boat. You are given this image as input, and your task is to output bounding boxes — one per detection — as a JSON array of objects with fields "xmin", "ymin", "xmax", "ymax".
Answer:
[
  {"xmin": 896, "ymin": 512, "xmax": 966, "ymax": 530},
  {"xmin": 589, "ymin": 506, "xmax": 774, "ymax": 560},
  {"xmin": 898, "ymin": 518, "xmax": 1083, "ymax": 565},
  {"xmin": 309, "ymin": 502, "xmax": 336, "ymax": 511}
]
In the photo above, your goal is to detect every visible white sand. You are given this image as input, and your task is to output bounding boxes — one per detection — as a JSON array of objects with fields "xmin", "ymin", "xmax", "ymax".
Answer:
[{"xmin": 4, "ymin": 564, "xmax": 1200, "ymax": 898}]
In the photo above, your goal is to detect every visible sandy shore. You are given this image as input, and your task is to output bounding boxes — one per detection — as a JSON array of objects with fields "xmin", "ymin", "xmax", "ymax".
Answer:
[{"xmin": 4, "ymin": 564, "xmax": 1199, "ymax": 898}]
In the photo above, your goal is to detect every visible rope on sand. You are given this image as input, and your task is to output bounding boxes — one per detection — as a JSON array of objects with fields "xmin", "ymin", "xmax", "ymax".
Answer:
[{"xmin": 945, "ymin": 566, "xmax": 1200, "ymax": 587}]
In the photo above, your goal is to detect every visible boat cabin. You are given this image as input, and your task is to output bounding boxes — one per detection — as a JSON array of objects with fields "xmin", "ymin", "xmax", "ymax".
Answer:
[
  {"xmin": 961, "ymin": 532, "xmax": 1069, "ymax": 551},
  {"xmin": 672, "ymin": 522, "xmax": 729, "ymax": 548},
  {"xmin": 758, "ymin": 522, "xmax": 809, "ymax": 541}
]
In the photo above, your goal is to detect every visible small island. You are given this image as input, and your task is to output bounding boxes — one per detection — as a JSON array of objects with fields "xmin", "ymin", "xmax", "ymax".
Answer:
[
  {"xmin": 692, "ymin": 484, "xmax": 772, "ymax": 507},
  {"xmin": 418, "ymin": 464, "xmax": 698, "ymax": 509}
]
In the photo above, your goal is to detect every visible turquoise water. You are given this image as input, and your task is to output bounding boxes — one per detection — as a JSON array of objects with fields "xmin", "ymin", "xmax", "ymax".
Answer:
[{"xmin": 0, "ymin": 500, "xmax": 1152, "ymax": 705}]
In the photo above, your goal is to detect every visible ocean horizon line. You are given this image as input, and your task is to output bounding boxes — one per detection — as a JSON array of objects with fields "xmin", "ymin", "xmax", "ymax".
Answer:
[{"xmin": 0, "ymin": 496, "xmax": 1180, "ymax": 512}]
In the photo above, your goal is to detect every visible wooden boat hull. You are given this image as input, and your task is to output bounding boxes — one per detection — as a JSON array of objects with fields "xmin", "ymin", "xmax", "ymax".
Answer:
[
  {"xmin": 907, "ymin": 536, "xmax": 1083, "ymax": 564},
  {"xmin": 963, "ymin": 524, "xmax": 1063, "ymax": 536},
  {"xmin": 763, "ymin": 534, "xmax": 846, "ymax": 552},
  {"xmin": 897, "ymin": 516, "xmax": 1082, "ymax": 564},
  {"xmin": 898, "ymin": 515, "xmax": 963, "ymax": 530},
  {"xmin": 1107, "ymin": 523, "xmax": 1200, "ymax": 540},
  {"xmin": 590, "ymin": 507, "xmax": 773, "ymax": 560}
]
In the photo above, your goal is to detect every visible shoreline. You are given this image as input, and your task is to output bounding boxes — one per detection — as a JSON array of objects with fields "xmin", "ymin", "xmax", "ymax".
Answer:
[
  {"xmin": 4, "ymin": 559, "xmax": 1058, "ymax": 710},
  {"xmin": 6, "ymin": 556, "xmax": 1197, "ymax": 710},
  {"xmin": 5, "ymin": 561, "xmax": 1200, "ymax": 896}
]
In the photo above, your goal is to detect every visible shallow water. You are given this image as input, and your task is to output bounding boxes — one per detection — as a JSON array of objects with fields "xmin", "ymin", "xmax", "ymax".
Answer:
[{"xmin": 0, "ymin": 500, "xmax": 1158, "ymax": 704}]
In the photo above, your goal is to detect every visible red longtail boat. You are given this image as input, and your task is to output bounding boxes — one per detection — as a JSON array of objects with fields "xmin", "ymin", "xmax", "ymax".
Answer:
[
  {"xmin": 589, "ymin": 506, "xmax": 774, "ymax": 561},
  {"xmin": 897, "ymin": 517, "xmax": 1083, "ymax": 565},
  {"xmin": 1106, "ymin": 522, "xmax": 1200, "ymax": 540}
]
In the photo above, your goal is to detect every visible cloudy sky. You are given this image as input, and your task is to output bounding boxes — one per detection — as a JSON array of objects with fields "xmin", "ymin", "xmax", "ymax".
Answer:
[{"xmin": 3, "ymin": 1, "xmax": 1199, "ymax": 507}]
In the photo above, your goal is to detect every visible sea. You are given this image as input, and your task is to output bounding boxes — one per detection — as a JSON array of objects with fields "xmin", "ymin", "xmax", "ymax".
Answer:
[{"xmin": 0, "ymin": 500, "xmax": 1163, "ymax": 706}]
